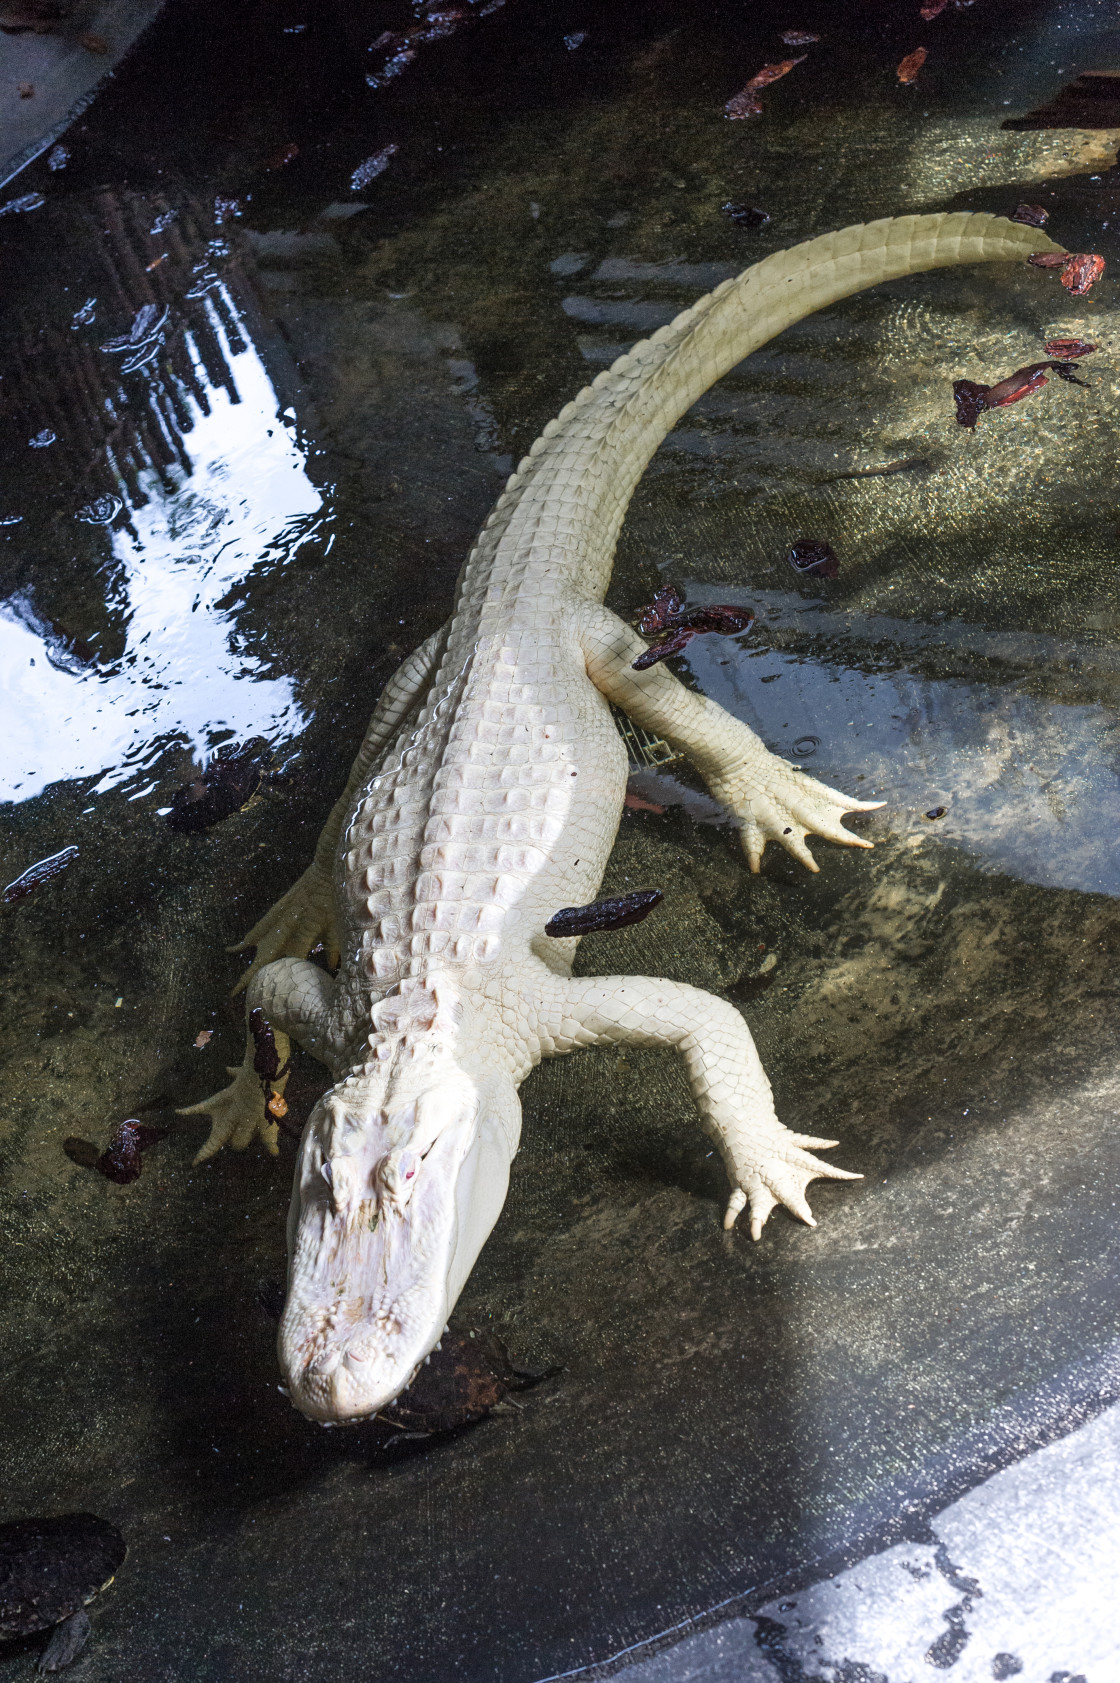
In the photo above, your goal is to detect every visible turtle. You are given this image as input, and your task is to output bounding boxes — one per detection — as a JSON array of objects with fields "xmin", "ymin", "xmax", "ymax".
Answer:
[{"xmin": 0, "ymin": 1513, "xmax": 126, "ymax": 1672}]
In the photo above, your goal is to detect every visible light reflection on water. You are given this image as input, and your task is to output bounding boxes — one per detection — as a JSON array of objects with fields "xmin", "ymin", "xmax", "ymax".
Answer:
[
  {"xmin": 672, "ymin": 584, "xmax": 1120, "ymax": 900},
  {"xmin": 0, "ymin": 285, "xmax": 319, "ymax": 805}
]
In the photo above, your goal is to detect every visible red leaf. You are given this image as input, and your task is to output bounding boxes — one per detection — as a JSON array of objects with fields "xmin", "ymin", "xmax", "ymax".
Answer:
[
  {"xmin": 897, "ymin": 47, "xmax": 927, "ymax": 84},
  {"xmin": 1043, "ymin": 337, "xmax": 1097, "ymax": 360},
  {"xmin": 1061, "ymin": 253, "xmax": 1105, "ymax": 295}
]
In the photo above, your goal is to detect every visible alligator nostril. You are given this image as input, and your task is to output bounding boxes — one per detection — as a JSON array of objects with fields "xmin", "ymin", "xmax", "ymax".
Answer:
[{"xmin": 346, "ymin": 1349, "xmax": 366, "ymax": 1363}]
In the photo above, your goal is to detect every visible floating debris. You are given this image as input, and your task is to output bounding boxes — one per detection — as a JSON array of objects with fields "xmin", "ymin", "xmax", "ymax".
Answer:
[
  {"xmin": 366, "ymin": 46, "xmax": 416, "ymax": 87},
  {"xmin": 193, "ymin": 1030, "xmax": 213, "ymax": 1049},
  {"xmin": 829, "ymin": 454, "xmax": 932, "ymax": 481},
  {"xmin": 149, "ymin": 208, "xmax": 177, "ymax": 234},
  {"xmin": 100, "ymin": 303, "xmax": 169, "ymax": 373},
  {"xmin": 165, "ymin": 739, "xmax": 269, "ymax": 833},
  {"xmin": 47, "ymin": 143, "xmax": 69, "ymax": 170},
  {"xmin": 378, "ymin": 1329, "xmax": 560, "ymax": 1437},
  {"xmin": 624, "ymin": 791, "xmax": 666, "ymax": 815},
  {"xmin": 722, "ymin": 201, "xmax": 770, "ymax": 229},
  {"xmin": 725, "ymin": 57, "xmax": 806, "ymax": 119},
  {"xmin": 1011, "ymin": 203, "xmax": 1048, "ymax": 227},
  {"xmin": 18, "ymin": 80, "xmax": 33, "ymax": 96},
  {"xmin": 925, "ymin": 806, "xmax": 947, "ymax": 819},
  {"xmin": 779, "ymin": 28, "xmax": 818, "ymax": 44},
  {"xmin": 896, "ymin": 47, "xmax": 927, "ymax": 84},
  {"xmin": 70, "ymin": 296, "xmax": 96, "ymax": 327},
  {"xmin": 213, "ymin": 195, "xmax": 241, "ymax": 224},
  {"xmin": 563, "ymin": 30, "xmax": 586, "ymax": 48},
  {"xmin": 0, "ymin": 1512, "xmax": 125, "ymax": 1671},
  {"xmin": 0, "ymin": 513, "xmax": 22, "ymax": 526},
  {"xmin": 75, "ymin": 495, "xmax": 122, "ymax": 526},
  {"xmin": 265, "ymin": 142, "xmax": 299, "ymax": 171},
  {"xmin": 79, "ymin": 30, "xmax": 107, "ymax": 51},
  {"xmin": 28, "ymin": 428, "xmax": 56, "ymax": 447},
  {"xmin": 282, "ymin": 21, "xmax": 306, "ymax": 32},
  {"xmin": 792, "ymin": 735, "xmax": 821, "ymax": 757},
  {"xmin": 350, "ymin": 143, "xmax": 399, "ymax": 190},
  {"xmin": 953, "ymin": 359, "xmax": 1090, "ymax": 428},
  {"xmin": 631, "ymin": 585, "xmax": 754, "ymax": 669},
  {"xmin": 3, "ymin": 845, "xmax": 78, "ymax": 905},
  {"xmin": 1028, "ymin": 250, "xmax": 1106, "ymax": 296},
  {"xmin": 545, "ymin": 889, "xmax": 663, "ymax": 938},
  {"xmin": 93, "ymin": 1119, "xmax": 167, "ymax": 1185},
  {"xmin": 788, "ymin": 538, "xmax": 839, "ymax": 579},
  {"xmin": 0, "ymin": 190, "xmax": 45, "ymax": 215},
  {"xmin": 248, "ymin": 1007, "xmax": 296, "ymax": 1134},
  {"xmin": 1043, "ymin": 337, "xmax": 1096, "ymax": 360}
]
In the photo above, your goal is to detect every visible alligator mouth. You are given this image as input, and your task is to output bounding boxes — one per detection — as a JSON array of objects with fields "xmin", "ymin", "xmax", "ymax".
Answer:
[{"xmin": 277, "ymin": 1090, "xmax": 513, "ymax": 1423}]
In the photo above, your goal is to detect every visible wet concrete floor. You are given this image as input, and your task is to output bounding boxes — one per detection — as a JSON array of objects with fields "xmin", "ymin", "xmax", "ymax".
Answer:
[{"xmin": 1, "ymin": 0, "xmax": 1120, "ymax": 1677}]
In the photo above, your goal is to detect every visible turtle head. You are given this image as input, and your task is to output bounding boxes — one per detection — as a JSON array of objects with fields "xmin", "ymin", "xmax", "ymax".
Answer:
[{"xmin": 277, "ymin": 1043, "xmax": 520, "ymax": 1424}]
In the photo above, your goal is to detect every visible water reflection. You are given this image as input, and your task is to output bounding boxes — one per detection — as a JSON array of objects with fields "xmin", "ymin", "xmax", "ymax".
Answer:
[
  {"xmin": 0, "ymin": 282, "xmax": 319, "ymax": 805},
  {"xmin": 666, "ymin": 583, "xmax": 1120, "ymax": 899}
]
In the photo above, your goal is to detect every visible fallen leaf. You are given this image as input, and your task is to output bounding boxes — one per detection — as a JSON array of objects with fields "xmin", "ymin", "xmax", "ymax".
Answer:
[
  {"xmin": 80, "ymin": 31, "xmax": 107, "ymax": 52},
  {"xmin": 1028, "ymin": 250, "xmax": 1105, "ymax": 296},
  {"xmin": 1042, "ymin": 337, "xmax": 1096, "ymax": 360},
  {"xmin": 897, "ymin": 46, "xmax": 927, "ymax": 84},
  {"xmin": 725, "ymin": 56, "xmax": 805, "ymax": 118},
  {"xmin": 1061, "ymin": 253, "xmax": 1105, "ymax": 295},
  {"xmin": 1011, "ymin": 203, "xmax": 1048, "ymax": 227},
  {"xmin": 193, "ymin": 1030, "xmax": 213, "ymax": 1049}
]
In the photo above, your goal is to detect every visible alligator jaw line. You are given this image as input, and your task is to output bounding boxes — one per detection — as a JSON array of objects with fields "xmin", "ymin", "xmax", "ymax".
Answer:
[{"xmin": 180, "ymin": 214, "xmax": 1065, "ymax": 1423}]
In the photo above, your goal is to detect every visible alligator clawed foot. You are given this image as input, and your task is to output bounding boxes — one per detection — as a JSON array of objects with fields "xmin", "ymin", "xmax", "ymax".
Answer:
[
  {"xmin": 724, "ymin": 1139, "xmax": 862, "ymax": 1239},
  {"xmin": 178, "ymin": 1056, "xmax": 286, "ymax": 1164}
]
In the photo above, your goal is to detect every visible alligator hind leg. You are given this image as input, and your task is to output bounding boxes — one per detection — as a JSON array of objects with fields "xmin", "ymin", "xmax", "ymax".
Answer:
[
  {"xmin": 536, "ymin": 970, "xmax": 860, "ymax": 1237},
  {"xmin": 232, "ymin": 625, "xmax": 448, "ymax": 993},
  {"xmin": 578, "ymin": 603, "xmax": 882, "ymax": 872},
  {"xmin": 180, "ymin": 959, "xmax": 339, "ymax": 1163}
]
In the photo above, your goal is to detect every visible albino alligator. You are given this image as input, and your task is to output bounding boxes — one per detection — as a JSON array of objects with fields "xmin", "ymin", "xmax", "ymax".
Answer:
[{"xmin": 184, "ymin": 212, "xmax": 1062, "ymax": 1423}]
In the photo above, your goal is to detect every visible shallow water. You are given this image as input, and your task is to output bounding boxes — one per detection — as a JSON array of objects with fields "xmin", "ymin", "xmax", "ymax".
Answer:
[{"xmin": 2, "ymin": 0, "xmax": 1120, "ymax": 1678}]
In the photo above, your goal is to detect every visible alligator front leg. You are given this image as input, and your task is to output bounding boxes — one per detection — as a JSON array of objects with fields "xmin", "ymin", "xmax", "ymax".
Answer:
[
  {"xmin": 579, "ymin": 604, "xmax": 882, "ymax": 872},
  {"xmin": 537, "ymin": 971, "xmax": 859, "ymax": 1236},
  {"xmin": 180, "ymin": 959, "xmax": 338, "ymax": 1163}
]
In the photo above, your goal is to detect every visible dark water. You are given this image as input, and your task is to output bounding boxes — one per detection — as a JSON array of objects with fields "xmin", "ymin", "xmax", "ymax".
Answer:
[{"xmin": 2, "ymin": 0, "xmax": 1120, "ymax": 1678}]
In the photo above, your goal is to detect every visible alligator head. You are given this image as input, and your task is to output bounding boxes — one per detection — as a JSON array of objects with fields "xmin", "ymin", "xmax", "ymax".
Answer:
[{"xmin": 277, "ymin": 1032, "xmax": 521, "ymax": 1424}]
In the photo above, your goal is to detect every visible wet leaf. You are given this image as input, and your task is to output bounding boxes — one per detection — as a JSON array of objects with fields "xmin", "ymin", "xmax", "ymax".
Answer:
[
  {"xmin": 193, "ymin": 1030, "xmax": 213, "ymax": 1049},
  {"xmin": 165, "ymin": 740, "xmax": 269, "ymax": 833},
  {"xmin": 3, "ymin": 845, "xmax": 78, "ymax": 905},
  {"xmin": 545, "ymin": 889, "xmax": 663, "ymax": 937},
  {"xmin": 896, "ymin": 47, "xmax": 927, "ymax": 84},
  {"xmin": 1060, "ymin": 253, "xmax": 1105, "ymax": 295},
  {"xmin": 1011, "ymin": 203, "xmax": 1048, "ymax": 227},
  {"xmin": 0, "ymin": 191, "xmax": 45, "ymax": 215},
  {"xmin": 787, "ymin": 538, "xmax": 839, "ymax": 578},
  {"xmin": 379, "ymin": 1329, "xmax": 560, "ymax": 1436},
  {"xmin": 722, "ymin": 201, "xmax": 770, "ymax": 228},
  {"xmin": 350, "ymin": 143, "xmax": 399, "ymax": 191},
  {"xmin": 1027, "ymin": 250, "xmax": 1105, "ymax": 296},
  {"xmin": 1043, "ymin": 337, "xmax": 1096, "ymax": 360},
  {"xmin": 94, "ymin": 1119, "xmax": 168, "ymax": 1185},
  {"xmin": 725, "ymin": 57, "xmax": 806, "ymax": 119}
]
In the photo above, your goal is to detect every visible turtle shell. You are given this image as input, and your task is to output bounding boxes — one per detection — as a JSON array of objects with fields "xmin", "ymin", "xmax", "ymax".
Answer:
[{"xmin": 0, "ymin": 1514, "xmax": 126, "ymax": 1637}]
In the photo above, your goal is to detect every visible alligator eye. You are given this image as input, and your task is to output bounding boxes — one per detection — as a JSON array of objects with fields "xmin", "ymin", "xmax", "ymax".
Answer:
[{"xmin": 320, "ymin": 1161, "xmax": 333, "ymax": 1187}]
